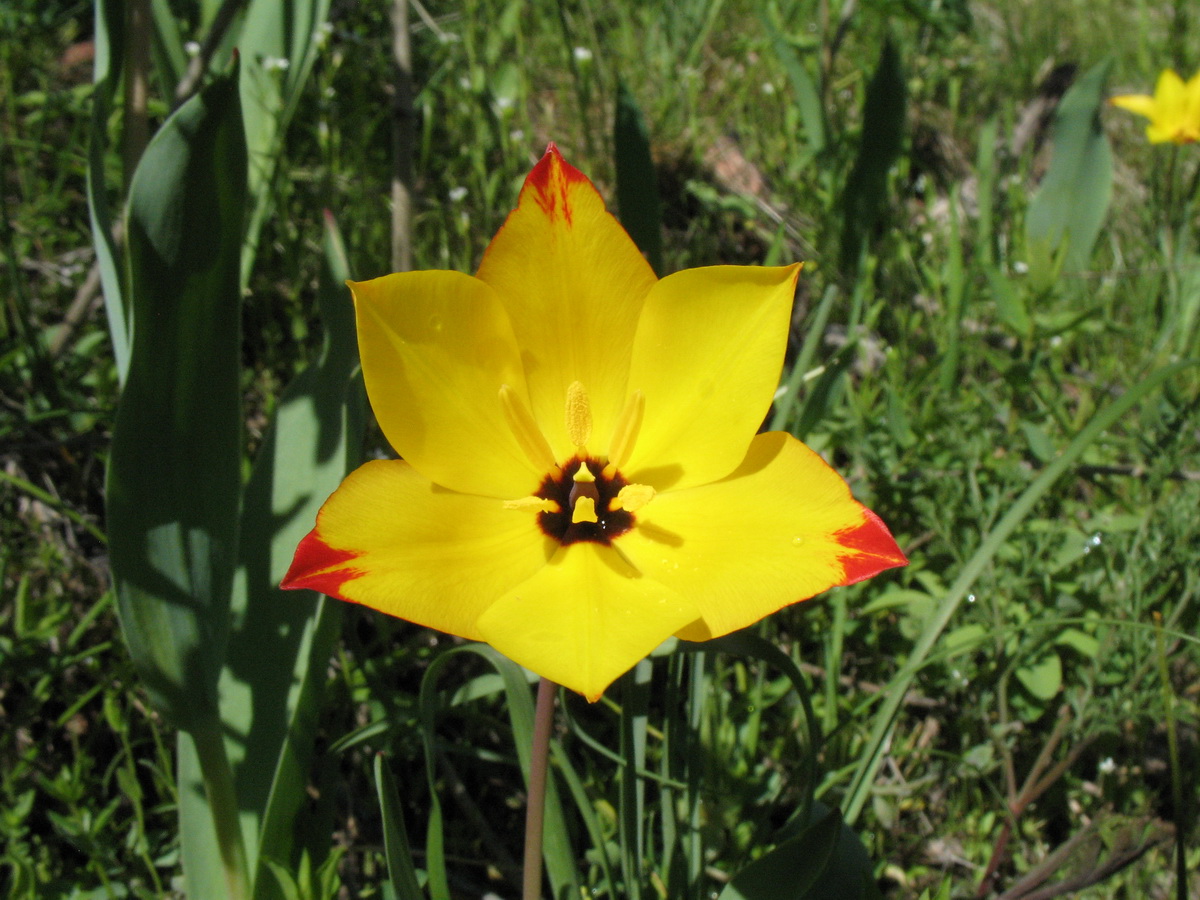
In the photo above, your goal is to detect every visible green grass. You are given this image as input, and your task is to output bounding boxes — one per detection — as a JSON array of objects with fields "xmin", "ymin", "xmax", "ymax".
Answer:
[{"xmin": 2, "ymin": 0, "xmax": 1198, "ymax": 897}]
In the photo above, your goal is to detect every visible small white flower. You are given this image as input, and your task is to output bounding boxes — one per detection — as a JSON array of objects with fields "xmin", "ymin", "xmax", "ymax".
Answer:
[
  {"xmin": 448, "ymin": 186, "xmax": 468, "ymax": 203},
  {"xmin": 1012, "ymin": 260, "xmax": 1029, "ymax": 275},
  {"xmin": 495, "ymin": 95, "xmax": 514, "ymax": 112},
  {"xmin": 263, "ymin": 55, "xmax": 291, "ymax": 72},
  {"xmin": 761, "ymin": 82, "xmax": 777, "ymax": 95},
  {"xmin": 573, "ymin": 46, "xmax": 593, "ymax": 62},
  {"xmin": 1099, "ymin": 757, "xmax": 1116, "ymax": 775},
  {"xmin": 510, "ymin": 129, "xmax": 526, "ymax": 142},
  {"xmin": 185, "ymin": 41, "xmax": 201, "ymax": 57}
]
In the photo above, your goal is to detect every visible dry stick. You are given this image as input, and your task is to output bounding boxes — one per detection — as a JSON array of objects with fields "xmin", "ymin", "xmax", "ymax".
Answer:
[
  {"xmin": 976, "ymin": 708, "xmax": 1099, "ymax": 898},
  {"xmin": 122, "ymin": 0, "xmax": 152, "ymax": 188},
  {"xmin": 523, "ymin": 678, "xmax": 557, "ymax": 900},
  {"xmin": 174, "ymin": 0, "xmax": 245, "ymax": 105},
  {"xmin": 391, "ymin": 0, "xmax": 414, "ymax": 273}
]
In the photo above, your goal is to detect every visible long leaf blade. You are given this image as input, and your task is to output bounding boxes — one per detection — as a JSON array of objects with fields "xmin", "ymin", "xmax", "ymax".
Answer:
[{"xmin": 108, "ymin": 61, "xmax": 247, "ymax": 730}]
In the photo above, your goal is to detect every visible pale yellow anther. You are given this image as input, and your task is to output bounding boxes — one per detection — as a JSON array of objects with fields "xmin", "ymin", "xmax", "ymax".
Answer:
[
  {"xmin": 565, "ymin": 380, "xmax": 593, "ymax": 450},
  {"xmin": 571, "ymin": 495, "xmax": 599, "ymax": 524},
  {"xmin": 607, "ymin": 390, "xmax": 645, "ymax": 471},
  {"xmin": 612, "ymin": 483, "xmax": 655, "ymax": 513},
  {"xmin": 572, "ymin": 464, "xmax": 596, "ymax": 484},
  {"xmin": 500, "ymin": 385, "xmax": 556, "ymax": 471},
  {"xmin": 503, "ymin": 496, "xmax": 559, "ymax": 513}
]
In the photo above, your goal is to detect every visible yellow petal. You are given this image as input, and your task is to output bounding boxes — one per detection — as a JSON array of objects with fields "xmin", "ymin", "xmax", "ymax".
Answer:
[
  {"xmin": 476, "ymin": 542, "xmax": 699, "ymax": 701},
  {"xmin": 1109, "ymin": 93, "xmax": 1158, "ymax": 119},
  {"xmin": 618, "ymin": 432, "xmax": 906, "ymax": 641},
  {"xmin": 624, "ymin": 264, "xmax": 801, "ymax": 490},
  {"xmin": 475, "ymin": 146, "xmax": 657, "ymax": 461},
  {"xmin": 282, "ymin": 459, "xmax": 554, "ymax": 639},
  {"xmin": 351, "ymin": 271, "xmax": 541, "ymax": 497},
  {"xmin": 1155, "ymin": 68, "xmax": 1186, "ymax": 114}
]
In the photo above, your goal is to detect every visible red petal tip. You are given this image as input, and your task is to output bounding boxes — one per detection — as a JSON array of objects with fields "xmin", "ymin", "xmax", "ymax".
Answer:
[
  {"xmin": 837, "ymin": 507, "xmax": 908, "ymax": 585},
  {"xmin": 523, "ymin": 144, "xmax": 592, "ymax": 226},
  {"xmin": 281, "ymin": 530, "xmax": 365, "ymax": 598}
]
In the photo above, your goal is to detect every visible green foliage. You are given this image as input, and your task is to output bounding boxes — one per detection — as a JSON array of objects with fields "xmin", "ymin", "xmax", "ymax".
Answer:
[{"xmin": 5, "ymin": 0, "xmax": 1200, "ymax": 897}]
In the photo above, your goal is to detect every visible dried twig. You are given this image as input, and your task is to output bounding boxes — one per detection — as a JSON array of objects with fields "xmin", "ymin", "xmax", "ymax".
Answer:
[{"xmin": 391, "ymin": 0, "xmax": 414, "ymax": 273}]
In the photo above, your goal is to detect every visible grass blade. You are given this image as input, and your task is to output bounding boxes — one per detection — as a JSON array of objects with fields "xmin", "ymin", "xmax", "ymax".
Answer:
[
  {"xmin": 375, "ymin": 753, "xmax": 426, "ymax": 900},
  {"xmin": 87, "ymin": 0, "xmax": 129, "ymax": 382}
]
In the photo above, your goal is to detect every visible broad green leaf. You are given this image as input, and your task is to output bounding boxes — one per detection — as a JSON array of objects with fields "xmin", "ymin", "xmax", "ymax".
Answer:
[
  {"xmin": 108, "ymin": 62, "xmax": 246, "ymax": 731},
  {"xmin": 614, "ymin": 82, "xmax": 664, "ymax": 276},
  {"xmin": 87, "ymin": 0, "xmax": 129, "ymax": 382},
  {"xmin": 839, "ymin": 37, "xmax": 906, "ymax": 276},
  {"xmin": 179, "ymin": 206, "xmax": 361, "ymax": 900},
  {"xmin": 233, "ymin": 213, "xmax": 363, "ymax": 897},
  {"xmin": 1015, "ymin": 651, "xmax": 1063, "ymax": 701},
  {"xmin": 1025, "ymin": 60, "xmax": 1114, "ymax": 292},
  {"xmin": 719, "ymin": 805, "xmax": 879, "ymax": 900},
  {"xmin": 1056, "ymin": 627, "xmax": 1100, "ymax": 658}
]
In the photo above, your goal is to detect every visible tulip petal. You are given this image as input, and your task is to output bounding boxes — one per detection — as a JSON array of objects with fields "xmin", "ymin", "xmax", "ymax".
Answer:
[
  {"xmin": 618, "ymin": 432, "xmax": 906, "ymax": 641},
  {"xmin": 624, "ymin": 264, "xmax": 800, "ymax": 490},
  {"xmin": 1109, "ymin": 93, "xmax": 1158, "ymax": 119},
  {"xmin": 351, "ymin": 271, "xmax": 541, "ymax": 497},
  {"xmin": 282, "ymin": 459, "xmax": 553, "ymax": 639},
  {"xmin": 476, "ymin": 146, "xmax": 657, "ymax": 461},
  {"xmin": 477, "ymin": 542, "xmax": 699, "ymax": 701}
]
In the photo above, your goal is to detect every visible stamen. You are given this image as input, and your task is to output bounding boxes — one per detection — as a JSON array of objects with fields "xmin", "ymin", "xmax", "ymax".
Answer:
[
  {"xmin": 504, "ymin": 496, "xmax": 559, "ymax": 513},
  {"xmin": 500, "ymin": 384, "xmax": 556, "ymax": 470},
  {"xmin": 571, "ymin": 495, "xmax": 599, "ymax": 524},
  {"xmin": 612, "ymin": 483, "xmax": 655, "ymax": 513},
  {"xmin": 607, "ymin": 390, "xmax": 644, "ymax": 471},
  {"xmin": 565, "ymin": 380, "xmax": 592, "ymax": 450}
]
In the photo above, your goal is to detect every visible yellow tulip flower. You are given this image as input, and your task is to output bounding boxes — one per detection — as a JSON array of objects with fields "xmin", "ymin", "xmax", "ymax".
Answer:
[
  {"xmin": 1110, "ymin": 68, "xmax": 1200, "ymax": 144},
  {"xmin": 283, "ymin": 145, "xmax": 906, "ymax": 701}
]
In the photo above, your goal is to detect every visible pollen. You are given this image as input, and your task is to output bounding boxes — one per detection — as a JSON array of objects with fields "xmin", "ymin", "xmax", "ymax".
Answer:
[
  {"xmin": 612, "ymin": 483, "xmax": 655, "ymax": 512},
  {"xmin": 565, "ymin": 380, "xmax": 592, "ymax": 450}
]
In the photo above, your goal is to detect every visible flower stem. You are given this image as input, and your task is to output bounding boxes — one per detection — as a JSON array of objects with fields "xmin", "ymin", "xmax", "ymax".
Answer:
[{"xmin": 523, "ymin": 677, "xmax": 557, "ymax": 900}]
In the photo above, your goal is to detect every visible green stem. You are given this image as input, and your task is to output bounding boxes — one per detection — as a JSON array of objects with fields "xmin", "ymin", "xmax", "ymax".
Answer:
[
  {"xmin": 191, "ymin": 714, "xmax": 251, "ymax": 900},
  {"xmin": 523, "ymin": 678, "xmax": 557, "ymax": 900}
]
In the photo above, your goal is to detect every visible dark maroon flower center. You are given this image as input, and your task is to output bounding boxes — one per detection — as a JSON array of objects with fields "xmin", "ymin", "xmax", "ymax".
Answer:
[{"xmin": 536, "ymin": 457, "xmax": 634, "ymax": 545}]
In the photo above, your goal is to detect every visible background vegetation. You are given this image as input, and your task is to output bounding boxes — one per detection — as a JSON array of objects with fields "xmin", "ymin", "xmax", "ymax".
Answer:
[{"xmin": 2, "ymin": 0, "xmax": 1197, "ymax": 897}]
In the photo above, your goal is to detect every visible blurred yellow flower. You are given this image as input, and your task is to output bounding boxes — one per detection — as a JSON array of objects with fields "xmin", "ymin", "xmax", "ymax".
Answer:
[
  {"xmin": 282, "ymin": 145, "xmax": 906, "ymax": 700},
  {"xmin": 1110, "ymin": 68, "xmax": 1200, "ymax": 144}
]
